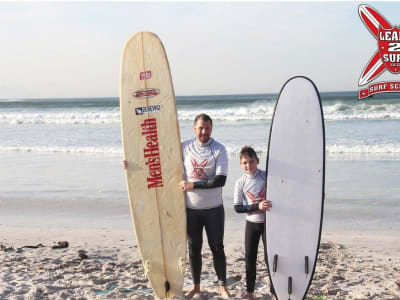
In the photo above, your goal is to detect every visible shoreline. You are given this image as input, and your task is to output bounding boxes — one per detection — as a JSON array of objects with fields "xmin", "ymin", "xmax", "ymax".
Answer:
[
  {"xmin": 3, "ymin": 224, "xmax": 399, "ymax": 251},
  {"xmin": 1, "ymin": 226, "xmax": 399, "ymax": 299}
]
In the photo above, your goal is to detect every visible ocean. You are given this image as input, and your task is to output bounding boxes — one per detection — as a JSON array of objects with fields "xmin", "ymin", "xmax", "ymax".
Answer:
[{"xmin": 1, "ymin": 92, "xmax": 399, "ymax": 232}]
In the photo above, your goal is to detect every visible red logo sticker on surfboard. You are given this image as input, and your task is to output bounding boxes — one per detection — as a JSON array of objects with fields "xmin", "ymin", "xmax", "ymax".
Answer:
[
  {"xmin": 133, "ymin": 88, "xmax": 160, "ymax": 98},
  {"xmin": 140, "ymin": 71, "xmax": 152, "ymax": 80},
  {"xmin": 141, "ymin": 118, "xmax": 163, "ymax": 189}
]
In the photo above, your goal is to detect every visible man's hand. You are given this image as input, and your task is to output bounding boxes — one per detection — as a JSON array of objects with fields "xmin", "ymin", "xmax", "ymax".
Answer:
[
  {"xmin": 258, "ymin": 200, "xmax": 272, "ymax": 211},
  {"xmin": 122, "ymin": 160, "xmax": 128, "ymax": 170},
  {"xmin": 180, "ymin": 180, "xmax": 194, "ymax": 191}
]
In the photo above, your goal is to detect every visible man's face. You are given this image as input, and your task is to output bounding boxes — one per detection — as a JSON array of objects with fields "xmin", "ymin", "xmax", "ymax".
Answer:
[{"xmin": 194, "ymin": 119, "xmax": 212, "ymax": 143}]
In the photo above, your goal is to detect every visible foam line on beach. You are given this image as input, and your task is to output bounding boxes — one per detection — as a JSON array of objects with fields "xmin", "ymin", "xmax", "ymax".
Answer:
[
  {"xmin": 1, "ymin": 144, "xmax": 400, "ymax": 156},
  {"xmin": 2, "ymin": 101, "xmax": 400, "ymax": 124}
]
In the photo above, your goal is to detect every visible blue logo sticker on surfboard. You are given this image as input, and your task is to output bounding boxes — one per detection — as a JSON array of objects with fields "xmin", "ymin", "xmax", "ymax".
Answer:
[{"xmin": 135, "ymin": 104, "xmax": 161, "ymax": 115}]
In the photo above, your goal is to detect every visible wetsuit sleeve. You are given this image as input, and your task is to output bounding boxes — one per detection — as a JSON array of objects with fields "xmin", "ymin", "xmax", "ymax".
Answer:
[
  {"xmin": 234, "ymin": 204, "xmax": 259, "ymax": 213},
  {"xmin": 193, "ymin": 175, "xmax": 226, "ymax": 189},
  {"xmin": 233, "ymin": 178, "xmax": 259, "ymax": 213}
]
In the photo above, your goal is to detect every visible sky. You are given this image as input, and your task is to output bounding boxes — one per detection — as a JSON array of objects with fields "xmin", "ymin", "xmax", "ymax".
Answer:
[{"xmin": 1, "ymin": 1, "xmax": 400, "ymax": 98}]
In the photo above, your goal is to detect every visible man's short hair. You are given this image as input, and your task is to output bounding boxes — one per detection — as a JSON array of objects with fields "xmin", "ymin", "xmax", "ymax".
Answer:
[
  {"xmin": 240, "ymin": 146, "xmax": 258, "ymax": 160},
  {"xmin": 194, "ymin": 113, "xmax": 213, "ymax": 127}
]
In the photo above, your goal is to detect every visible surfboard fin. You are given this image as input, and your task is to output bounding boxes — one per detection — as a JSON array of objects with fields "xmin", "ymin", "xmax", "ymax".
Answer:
[
  {"xmin": 165, "ymin": 280, "xmax": 170, "ymax": 293},
  {"xmin": 288, "ymin": 276, "xmax": 292, "ymax": 300},
  {"xmin": 179, "ymin": 257, "xmax": 185, "ymax": 274},
  {"xmin": 273, "ymin": 254, "xmax": 278, "ymax": 273},
  {"xmin": 305, "ymin": 256, "xmax": 309, "ymax": 277},
  {"xmin": 143, "ymin": 260, "xmax": 151, "ymax": 277}
]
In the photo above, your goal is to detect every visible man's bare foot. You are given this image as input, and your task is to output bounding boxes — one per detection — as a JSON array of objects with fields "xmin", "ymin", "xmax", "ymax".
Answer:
[
  {"xmin": 242, "ymin": 292, "xmax": 255, "ymax": 299},
  {"xmin": 185, "ymin": 284, "xmax": 200, "ymax": 298},
  {"xmin": 219, "ymin": 285, "xmax": 231, "ymax": 299}
]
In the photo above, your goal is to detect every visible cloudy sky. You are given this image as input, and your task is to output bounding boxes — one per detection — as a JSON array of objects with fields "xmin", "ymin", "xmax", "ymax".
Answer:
[{"xmin": 1, "ymin": 1, "xmax": 400, "ymax": 98}]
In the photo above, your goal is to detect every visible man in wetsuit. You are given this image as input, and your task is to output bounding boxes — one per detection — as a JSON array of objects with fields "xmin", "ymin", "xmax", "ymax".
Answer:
[{"xmin": 179, "ymin": 113, "xmax": 230, "ymax": 299}]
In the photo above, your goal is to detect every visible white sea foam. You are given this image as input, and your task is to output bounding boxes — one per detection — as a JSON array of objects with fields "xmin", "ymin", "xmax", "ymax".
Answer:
[
  {"xmin": 0, "ymin": 98, "xmax": 24, "ymax": 102},
  {"xmin": 326, "ymin": 144, "xmax": 400, "ymax": 154},
  {"xmin": 0, "ymin": 145, "xmax": 123, "ymax": 155},
  {"xmin": 178, "ymin": 101, "xmax": 400, "ymax": 121},
  {"xmin": 1, "ymin": 101, "xmax": 400, "ymax": 124},
  {"xmin": 178, "ymin": 102, "xmax": 276, "ymax": 121},
  {"xmin": 226, "ymin": 144, "xmax": 400, "ymax": 154},
  {"xmin": 323, "ymin": 102, "xmax": 400, "ymax": 120},
  {"xmin": 180, "ymin": 102, "xmax": 400, "ymax": 121},
  {"xmin": 1, "ymin": 143, "xmax": 399, "ymax": 155},
  {"xmin": 0, "ymin": 111, "xmax": 121, "ymax": 125}
]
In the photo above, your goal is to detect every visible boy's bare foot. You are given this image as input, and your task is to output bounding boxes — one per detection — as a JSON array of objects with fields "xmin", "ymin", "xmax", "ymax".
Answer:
[
  {"xmin": 242, "ymin": 292, "xmax": 255, "ymax": 299},
  {"xmin": 220, "ymin": 285, "xmax": 231, "ymax": 299},
  {"xmin": 185, "ymin": 284, "xmax": 200, "ymax": 298}
]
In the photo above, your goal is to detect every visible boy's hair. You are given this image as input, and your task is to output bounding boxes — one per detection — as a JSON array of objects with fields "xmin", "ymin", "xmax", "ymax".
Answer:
[
  {"xmin": 194, "ymin": 113, "xmax": 213, "ymax": 127},
  {"xmin": 239, "ymin": 146, "xmax": 258, "ymax": 160}
]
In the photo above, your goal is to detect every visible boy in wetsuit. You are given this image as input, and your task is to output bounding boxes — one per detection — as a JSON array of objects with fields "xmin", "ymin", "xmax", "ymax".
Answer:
[{"xmin": 233, "ymin": 146, "xmax": 272, "ymax": 299}]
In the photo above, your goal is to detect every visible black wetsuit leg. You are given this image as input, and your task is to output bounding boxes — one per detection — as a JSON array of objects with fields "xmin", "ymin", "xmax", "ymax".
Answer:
[
  {"xmin": 245, "ymin": 221, "xmax": 264, "ymax": 293},
  {"xmin": 204, "ymin": 205, "xmax": 227, "ymax": 286},
  {"xmin": 187, "ymin": 206, "xmax": 227, "ymax": 286},
  {"xmin": 187, "ymin": 208, "xmax": 204, "ymax": 285}
]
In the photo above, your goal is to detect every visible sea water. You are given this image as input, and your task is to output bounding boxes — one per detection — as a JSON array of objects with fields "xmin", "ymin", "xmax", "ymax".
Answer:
[{"xmin": 0, "ymin": 92, "xmax": 399, "ymax": 231}]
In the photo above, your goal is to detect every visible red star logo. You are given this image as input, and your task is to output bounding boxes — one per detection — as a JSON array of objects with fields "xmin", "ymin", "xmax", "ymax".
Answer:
[
  {"xmin": 190, "ymin": 158, "xmax": 208, "ymax": 179},
  {"xmin": 246, "ymin": 187, "xmax": 266, "ymax": 205}
]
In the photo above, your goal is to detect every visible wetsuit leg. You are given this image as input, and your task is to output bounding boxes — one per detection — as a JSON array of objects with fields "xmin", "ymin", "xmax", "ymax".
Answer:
[
  {"xmin": 204, "ymin": 205, "xmax": 227, "ymax": 286},
  {"xmin": 187, "ymin": 208, "xmax": 204, "ymax": 285},
  {"xmin": 262, "ymin": 224, "xmax": 266, "ymax": 266},
  {"xmin": 245, "ymin": 221, "xmax": 263, "ymax": 293}
]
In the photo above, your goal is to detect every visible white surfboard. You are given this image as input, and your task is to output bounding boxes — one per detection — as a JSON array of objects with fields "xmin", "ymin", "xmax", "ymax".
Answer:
[
  {"xmin": 265, "ymin": 76, "xmax": 325, "ymax": 300},
  {"xmin": 120, "ymin": 32, "xmax": 186, "ymax": 299}
]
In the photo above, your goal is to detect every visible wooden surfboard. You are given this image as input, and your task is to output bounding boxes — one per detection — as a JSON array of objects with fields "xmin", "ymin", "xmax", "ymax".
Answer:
[
  {"xmin": 120, "ymin": 32, "xmax": 186, "ymax": 299},
  {"xmin": 265, "ymin": 76, "xmax": 325, "ymax": 300}
]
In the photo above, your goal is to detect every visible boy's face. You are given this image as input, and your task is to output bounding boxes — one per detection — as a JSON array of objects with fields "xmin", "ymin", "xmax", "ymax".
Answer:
[{"xmin": 240, "ymin": 155, "xmax": 259, "ymax": 174}]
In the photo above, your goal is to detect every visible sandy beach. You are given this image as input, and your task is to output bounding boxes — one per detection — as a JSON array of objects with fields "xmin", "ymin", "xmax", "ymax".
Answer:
[
  {"xmin": 1, "ymin": 226, "xmax": 399, "ymax": 300},
  {"xmin": 1, "ymin": 153, "xmax": 398, "ymax": 300}
]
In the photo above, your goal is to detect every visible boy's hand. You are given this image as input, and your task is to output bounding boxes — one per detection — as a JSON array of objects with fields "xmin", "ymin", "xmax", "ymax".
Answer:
[
  {"xmin": 122, "ymin": 160, "xmax": 128, "ymax": 170},
  {"xmin": 259, "ymin": 200, "xmax": 272, "ymax": 211}
]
